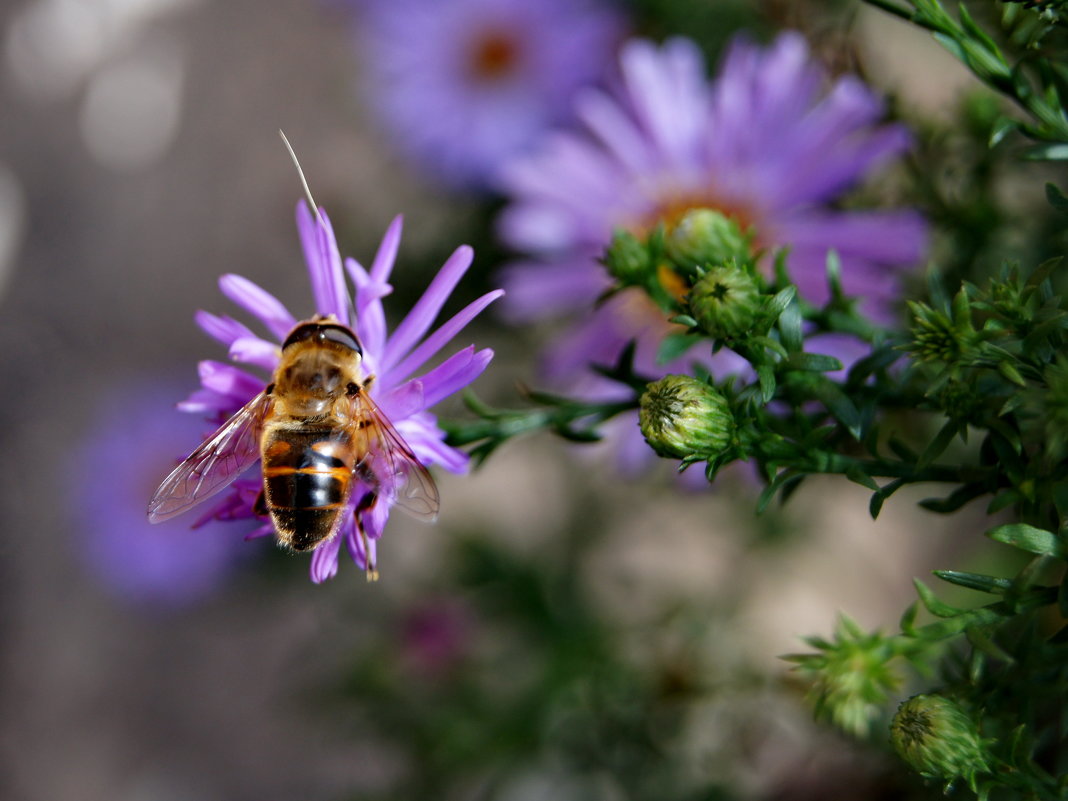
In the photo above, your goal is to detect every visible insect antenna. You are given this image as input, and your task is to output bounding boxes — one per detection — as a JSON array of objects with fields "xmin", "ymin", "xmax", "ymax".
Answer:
[
  {"xmin": 279, "ymin": 129, "xmax": 358, "ymax": 326},
  {"xmin": 279, "ymin": 129, "xmax": 325, "ymax": 228}
]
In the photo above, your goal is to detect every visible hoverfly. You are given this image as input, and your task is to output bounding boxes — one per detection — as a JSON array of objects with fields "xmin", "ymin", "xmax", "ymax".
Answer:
[{"xmin": 147, "ymin": 315, "xmax": 439, "ymax": 579}]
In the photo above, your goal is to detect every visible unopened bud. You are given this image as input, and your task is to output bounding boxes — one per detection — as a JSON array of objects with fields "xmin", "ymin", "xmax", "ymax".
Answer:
[
  {"xmin": 603, "ymin": 228, "xmax": 653, "ymax": 285},
  {"xmin": 639, "ymin": 375, "xmax": 733, "ymax": 459},
  {"xmin": 890, "ymin": 694, "xmax": 991, "ymax": 790},
  {"xmin": 688, "ymin": 263, "xmax": 762, "ymax": 340},
  {"xmin": 664, "ymin": 209, "xmax": 753, "ymax": 273}
]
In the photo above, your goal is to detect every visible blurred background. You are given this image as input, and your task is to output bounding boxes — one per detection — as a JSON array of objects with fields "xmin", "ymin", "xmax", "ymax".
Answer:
[{"xmin": 0, "ymin": 0, "xmax": 1024, "ymax": 799}]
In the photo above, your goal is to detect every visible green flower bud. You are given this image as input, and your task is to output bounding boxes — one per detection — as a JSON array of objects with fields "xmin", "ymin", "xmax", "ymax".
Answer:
[
  {"xmin": 688, "ymin": 263, "xmax": 762, "ymax": 340},
  {"xmin": 639, "ymin": 375, "xmax": 733, "ymax": 459},
  {"xmin": 907, "ymin": 293, "xmax": 979, "ymax": 366},
  {"xmin": 890, "ymin": 694, "xmax": 992, "ymax": 791},
  {"xmin": 663, "ymin": 208, "xmax": 753, "ymax": 273},
  {"xmin": 603, "ymin": 228, "xmax": 653, "ymax": 285}
]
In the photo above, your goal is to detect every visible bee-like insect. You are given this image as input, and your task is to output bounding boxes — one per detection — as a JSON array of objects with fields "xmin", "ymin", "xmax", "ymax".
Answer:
[{"xmin": 147, "ymin": 315, "xmax": 439, "ymax": 576}]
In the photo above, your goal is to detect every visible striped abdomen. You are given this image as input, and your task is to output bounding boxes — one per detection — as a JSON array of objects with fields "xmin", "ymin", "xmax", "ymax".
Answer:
[{"xmin": 261, "ymin": 426, "xmax": 355, "ymax": 552}]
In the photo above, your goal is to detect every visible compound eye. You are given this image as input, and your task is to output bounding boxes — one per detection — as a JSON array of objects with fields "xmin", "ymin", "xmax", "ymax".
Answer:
[
  {"xmin": 281, "ymin": 323, "xmax": 319, "ymax": 350},
  {"xmin": 321, "ymin": 325, "xmax": 362, "ymax": 355}
]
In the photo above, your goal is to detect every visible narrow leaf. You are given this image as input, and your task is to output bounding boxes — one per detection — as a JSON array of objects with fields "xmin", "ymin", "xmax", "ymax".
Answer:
[
  {"xmin": 656, "ymin": 332, "xmax": 702, "ymax": 365},
  {"xmin": 934, "ymin": 570, "xmax": 1012, "ymax": 595},
  {"xmin": 845, "ymin": 465, "xmax": 878, "ymax": 491},
  {"xmin": 917, "ymin": 418, "xmax": 960, "ymax": 469},
  {"xmin": 919, "ymin": 482, "xmax": 988, "ymax": 514},
  {"xmin": 757, "ymin": 363, "xmax": 776, "ymax": 404},
  {"xmin": 766, "ymin": 286, "xmax": 797, "ymax": 318},
  {"xmin": 986, "ymin": 523, "xmax": 1068, "ymax": 558},
  {"xmin": 778, "ymin": 301, "xmax": 803, "ymax": 352},
  {"xmin": 786, "ymin": 352, "xmax": 844, "ymax": 372},
  {"xmin": 809, "ymin": 378, "xmax": 862, "ymax": 440},
  {"xmin": 965, "ymin": 627, "xmax": 1014, "ymax": 663},
  {"xmin": 870, "ymin": 478, "xmax": 907, "ymax": 519},
  {"xmin": 914, "ymin": 578, "xmax": 966, "ymax": 618},
  {"xmin": 1024, "ymin": 143, "xmax": 1068, "ymax": 161},
  {"xmin": 1046, "ymin": 182, "xmax": 1068, "ymax": 214}
]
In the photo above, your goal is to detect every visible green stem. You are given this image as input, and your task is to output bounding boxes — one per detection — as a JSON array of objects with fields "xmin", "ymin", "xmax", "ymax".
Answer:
[
  {"xmin": 441, "ymin": 398, "xmax": 639, "ymax": 449},
  {"xmin": 801, "ymin": 450, "xmax": 993, "ymax": 485},
  {"xmin": 861, "ymin": 0, "xmax": 940, "ymax": 32}
]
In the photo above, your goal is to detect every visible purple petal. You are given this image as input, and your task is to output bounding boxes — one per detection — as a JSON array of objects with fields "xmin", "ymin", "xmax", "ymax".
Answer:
[
  {"xmin": 371, "ymin": 214, "xmax": 403, "ymax": 284},
  {"xmin": 310, "ymin": 535, "xmax": 342, "ymax": 583},
  {"xmin": 195, "ymin": 311, "xmax": 257, "ymax": 347},
  {"xmin": 197, "ymin": 360, "xmax": 264, "ymax": 402},
  {"xmin": 575, "ymin": 87, "xmax": 654, "ymax": 175},
  {"xmin": 297, "ymin": 203, "xmax": 349, "ymax": 324},
  {"xmin": 346, "ymin": 257, "xmax": 392, "ymax": 361},
  {"xmin": 386, "ymin": 289, "xmax": 504, "ymax": 386},
  {"xmin": 380, "ymin": 378, "xmax": 426, "ymax": 421},
  {"xmin": 344, "ymin": 524, "xmax": 369, "ymax": 571},
  {"xmin": 382, "ymin": 245, "xmax": 475, "ymax": 371},
  {"xmin": 620, "ymin": 37, "xmax": 707, "ymax": 168},
  {"xmin": 176, "ymin": 388, "xmax": 233, "ymax": 415},
  {"xmin": 397, "ymin": 420, "xmax": 470, "ymax": 473},
  {"xmin": 244, "ymin": 522, "xmax": 275, "ymax": 541},
  {"xmin": 775, "ymin": 209, "xmax": 928, "ymax": 265},
  {"xmin": 412, "ymin": 346, "xmax": 494, "ymax": 409},
  {"xmin": 228, "ymin": 336, "xmax": 281, "ymax": 371},
  {"xmin": 498, "ymin": 257, "xmax": 608, "ymax": 322},
  {"xmin": 219, "ymin": 274, "xmax": 297, "ymax": 341}
]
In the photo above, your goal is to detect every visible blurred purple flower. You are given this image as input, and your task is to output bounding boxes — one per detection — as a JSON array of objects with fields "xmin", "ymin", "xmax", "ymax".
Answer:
[
  {"xmin": 71, "ymin": 380, "xmax": 247, "ymax": 607},
  {"xmin": 179, "ymin": 204, "xmax": 501, "ymax": 582},
  {"xmin": 498, "ymin": 32, "xmax": 926, "ymax": 378},
  {"xmin": 351, "ymin": 0, "xmax": 624, "ymax": 190},
  {"xmin": 400, "ymin": 598, "xmax": 473, "ymax": 676}
]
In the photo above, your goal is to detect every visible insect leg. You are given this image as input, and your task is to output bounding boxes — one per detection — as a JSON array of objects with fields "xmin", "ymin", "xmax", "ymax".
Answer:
[{"xmin": 354, "ymin": 491, "xmax": 380, "ymax": 582}]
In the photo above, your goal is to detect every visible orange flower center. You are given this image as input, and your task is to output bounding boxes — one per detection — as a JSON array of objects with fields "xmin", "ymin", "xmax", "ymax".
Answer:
[
  {"xmin": 626, "ymin": 193, "xmax": 760, "ymax": 303},
  {"xmin": 466, "ymin": 30, "xmax": 521, "ymax": 81},
  {"xmin": 636, "ymin": 192, "xmax": 756, "ymax": 241}
]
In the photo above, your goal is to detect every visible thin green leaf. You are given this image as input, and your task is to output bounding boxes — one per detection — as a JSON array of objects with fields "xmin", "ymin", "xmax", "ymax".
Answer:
[
  {"xmin": 986, "ymin": 523, "xmax": 1068, "ymax": 558},
  {"xmin": 986, "ymin": 489, "xmax": 1020, "ymax": 514},
  {"xmin": 778, "ymin": 301, "xmax": 803, "ymax": 352},
  {"xmin": 845, "ymin": 465, "xmax": 879, "ymax": 491},
  {"xmin": 899, "ymin": 601, "xmax": 919, "ymax": 636},
  {"xmin": 934, "ymin": 570, "xmax": 1012, "ymax": 595},
  {"xmin": 988, "ymin": 115, "xmax": 1019, "ymax": 147},
  {"xmin": 757, "ymin": 363, "xmax": 776, "ymax": 404},
  {"xmin": 825, "ymin": 249, "xmax": 844, "ymax": 302},
  {"xmin": 809, "ymin": 378, "xmax": 862, "ymax": 440},
  {"xmin": 656, "ymin": 332, "xmax": 702, "ymax": 365},
  {"xmin": 914, "ymin": 578, "xmax": 967, "ymax": 618},
  {"xmin": 870, "ymin": 478, "xmax": 907, "ymax": 519},
  {"xmin": 997, "ymin": 360, "xmax": 1027, "ymax": 387},
  {"xmin": 957, "ymin": 3, "xmax": 1003, "ymax": 57},
  {"xmin": 765, "ymin": 285, "xmax": 797, "ymax": 318},
  {"xmin": 1046, "ymin": 182, "xmax": 1068, "ymax": 214},
  {"xmin": 965, "ymin": 627, "xmax": 1014, "ymax": 663},
  {"xmin": 917, "ymin": 418, "xmax": 960, "ymax": 469},
  {"xmin": 1023, "ymin": 143, "xmax": 1068, "ymax": 160},
  {"xmin": 919, "ymin": 482, "xmax": 988, "ymax": 514},
  {"xmin": 785, "ymin": 353, "xmax": 844, "ymax": 372}
]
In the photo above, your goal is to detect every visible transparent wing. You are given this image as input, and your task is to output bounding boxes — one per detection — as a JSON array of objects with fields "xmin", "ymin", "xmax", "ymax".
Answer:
[
  {"xmin": 147, "ymin": 391, "xmax": 271, "ymax": 523},
  {"xmin": 352, "ymin": 391, "xmax": 440, "ymax": 522}
]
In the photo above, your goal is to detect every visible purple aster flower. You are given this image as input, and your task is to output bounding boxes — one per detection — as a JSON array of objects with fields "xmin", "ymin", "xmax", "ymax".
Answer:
[
  {"xmin": 495, "ymin": 32, "xmax": 926, "ymax": 473},
  {"xmin": 170, "ymin": 204, "xmax": 501, "ymax": 583},
  {"xmin": 71, "ymin": 380, "xmax": 247, "ymax": 607},
  {"xmin": 351, "ymin": 0, "xmax": 624, "ymax": 190},
  {"xmin": 497, "ymin": 32, "xmax": 926, "ymax": 370}
]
